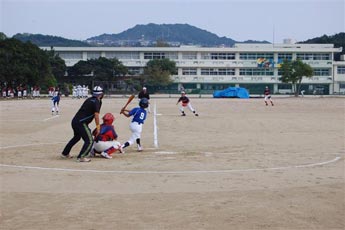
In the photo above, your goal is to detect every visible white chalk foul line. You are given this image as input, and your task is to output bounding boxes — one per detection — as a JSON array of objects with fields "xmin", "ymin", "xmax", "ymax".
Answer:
[
  {"xmin": 43, "ymin": 115, "xmax": 60, "ymax": 121},
  {"xmin": 0, "ymin": 156, "xmax": 341, "ymax": 174},
  {"xmin": 0, "ymin": 142, "xmax": 66, "ymax": 150}
]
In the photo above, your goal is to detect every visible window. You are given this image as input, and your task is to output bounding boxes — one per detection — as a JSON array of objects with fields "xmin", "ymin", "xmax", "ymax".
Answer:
[
  {"xmin": 313, "ymin": 68, "xmax": 331, "ymax": 76},
  {"xmin": 337, "ymin": 66, "xmax": 345, "ymax": 74},
  {"xmin": 278, "ymin": 69, "xmax": 283, "ymax": 76},
  {"xmin": 144, "ymin": 52, "xmax": 177, "ymax": 60},
  {"xmin": 240, "ymin": 53, "xmax": 273, "ymax": 60},
  {"xmin": 182, "ymin": 52, "xmax": 197, "ymax": 60},
  {"xmin": 278, "ymin": 53, "xmax": 292, "ymax": 61},
  {"xmin": 182, "ymin": 68, "xmax": 197, "ymax": 75},
  {"xmin": 201, "ymin": 68, "xmax": 235, "ymax": 75},
  {"xmin": 144, "ymin": 52, "xmax": 164, "ymax": 59},
  {"xmin": 201, "ymin": 52, "xmax": 235, "ymax": 60},
  {"xmin": 296, "ymin": 53, "xmax": 331, "ymax": 60},
  {"xmin": 106, "ymin": 52, "xmax": 139, "ymax": 59},
  {"xmin": 165, "ymin": 52, "xmax": 178, "ymax": 60},
  {"xmin": 239, "ymin": 68, "xmax": 274, "ymax": 76},
  {"xmin": 218, "ymin": 68, "xmax": 235, "ymax": 75}
]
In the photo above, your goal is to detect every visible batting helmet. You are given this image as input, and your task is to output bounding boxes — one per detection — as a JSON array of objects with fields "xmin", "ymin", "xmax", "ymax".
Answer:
[
  {"xmin": 102, "ymin": 113, "xmax": 114, "ymax": 125},
  {"xmin": 93, "ymin": 86, "xmax": 103, "ymax": 96},
  {"xmin": 139, "ymin": 98, "xmax": 149, "ymax": 108}
]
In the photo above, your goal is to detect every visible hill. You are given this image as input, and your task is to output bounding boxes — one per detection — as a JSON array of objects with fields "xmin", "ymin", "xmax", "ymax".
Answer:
[
  {"xmin": 5, "ymin": 28, "xmax": 344, "ymax": 52},
  {"xmin": 12, "ymin": 33, "xmax": 90, "ymax": 47},
  {"xmin": 299, "ymin": 32, "xmax": 344, "ymax": 60},
  {"xmin": 86, "ymin": 23, "xmax": 269, "ymax": 47}
]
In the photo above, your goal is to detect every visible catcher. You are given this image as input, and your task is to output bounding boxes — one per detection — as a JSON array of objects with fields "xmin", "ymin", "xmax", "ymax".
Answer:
[
  {"xmin": 90, "ymin": 113, "xmax": 123, "ymax": 159},
  {"xmin": 176, "ymin": 91, "xmax": 199, "ymax": 116}
]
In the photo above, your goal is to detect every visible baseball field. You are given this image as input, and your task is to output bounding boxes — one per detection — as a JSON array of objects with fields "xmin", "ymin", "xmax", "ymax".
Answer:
[{"xmin": 0, "ymin": 95, "xmax": 344, "ymax": 230}]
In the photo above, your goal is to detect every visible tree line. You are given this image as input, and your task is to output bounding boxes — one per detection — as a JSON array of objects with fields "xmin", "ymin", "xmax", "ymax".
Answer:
[{"xmin": 0, "ymin": 37, "xmax": 175, "ymax": 95}]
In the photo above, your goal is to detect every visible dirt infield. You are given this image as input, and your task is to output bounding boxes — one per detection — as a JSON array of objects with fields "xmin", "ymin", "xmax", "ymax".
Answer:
[{"xmin": 0, "ymin": 96, "xmax": 344, "ymax": 230}]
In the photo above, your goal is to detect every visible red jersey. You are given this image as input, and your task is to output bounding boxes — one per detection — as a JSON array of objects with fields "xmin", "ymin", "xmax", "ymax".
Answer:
[
  {"xmin": 93, "ymin": 124, "xmax": 118, "ymax": 141},
  {"xmin": 178, "ymin": 96, "xmax": 190, "ymax": 104}
]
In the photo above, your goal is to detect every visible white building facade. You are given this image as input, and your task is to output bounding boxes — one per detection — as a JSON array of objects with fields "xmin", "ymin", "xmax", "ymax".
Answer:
[{"xmin": 41, "ymin": 43, "xmax": 345, "ymax": 94}]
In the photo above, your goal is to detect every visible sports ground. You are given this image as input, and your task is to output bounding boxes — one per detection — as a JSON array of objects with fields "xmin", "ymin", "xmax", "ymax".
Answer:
[{"xmin": 0, "ymin": 95, "xmax": 344, "ymax": 230}]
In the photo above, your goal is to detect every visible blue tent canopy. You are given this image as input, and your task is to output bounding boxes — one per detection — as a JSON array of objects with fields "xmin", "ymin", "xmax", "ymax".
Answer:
[{"xmin": 213, "ymin": 87, "xmax": 250, "ymax": 99}]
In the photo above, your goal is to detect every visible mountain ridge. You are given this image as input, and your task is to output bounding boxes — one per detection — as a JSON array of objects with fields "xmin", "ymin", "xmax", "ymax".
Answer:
[
  {"xmin": 86, "ymin": 23, "xmax": 268, "ymax": 46},
  {"xmin": 3, "ymin": 24, "xmax": 343, "ymax": 57},
  {"xmin": 9, "ymin": 23, "xmax": 270, "ymax": 47}
]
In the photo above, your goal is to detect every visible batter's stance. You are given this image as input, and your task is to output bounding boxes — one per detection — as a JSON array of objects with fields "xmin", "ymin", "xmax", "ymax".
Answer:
[{"xmin": 120, "ymin": 98, "xmax": 148, "ymax": 152}]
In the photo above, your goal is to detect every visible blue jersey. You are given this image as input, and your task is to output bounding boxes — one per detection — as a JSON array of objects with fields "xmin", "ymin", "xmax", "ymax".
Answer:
[
  {"xmin": 52, "ymin": 95, "xmax": 60, "ymax": 103},
  {"xmin": 129, "ymin": 107, "xmax": 147, "ymax": 124}
]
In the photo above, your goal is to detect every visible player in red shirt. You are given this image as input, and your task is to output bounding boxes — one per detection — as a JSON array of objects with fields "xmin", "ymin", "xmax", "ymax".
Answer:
[
  {"xmin": 90, "ymin": 113, "xmax": 123, "ymax": 159},
  {"xmin": 264, "ymin": 86, "xmax": 274, "ymax": 106},
  {"xmin": 176, "ymin": 91, "xmax": 199, "ymax": 116}
]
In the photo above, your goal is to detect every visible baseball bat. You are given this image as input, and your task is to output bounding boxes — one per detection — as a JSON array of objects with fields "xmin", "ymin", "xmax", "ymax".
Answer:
[{"xmin": 120, "ymin": 94, "xmax": 135, "ymax": 114}]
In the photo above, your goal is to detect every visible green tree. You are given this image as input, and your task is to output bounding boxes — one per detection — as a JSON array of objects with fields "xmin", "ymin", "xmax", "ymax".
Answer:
[
  {"xmin": 46, "ymin": 47, "xmax": 67, "ymax": 80},
  {"xmin": 68, "ymin": 57, "xmax": 128, "ymax": 83},
  {"xmin": 0, "ymin": 38, "xmax": 56, "ymax": 88},
  {"xmin": 142, "ymin": 59, "xmax": 176, "ymax": 87},
  {"xmin": 68, "ymin": 60, "xmax": 94, "ymax": 77},
  {"xmin": 300, "ymin": 33, "xmax": 345, "ymax": 60},
  {"xmin": 0, "ymin": 32, "xmax": 7, "ymax": 40},
  {"xmin": 279, "ymin": 59, "xmax": 313, "ymax": 97},
  {"xmin": 92, "ymin": 57, "xmax": 128, "ymax": 81}
]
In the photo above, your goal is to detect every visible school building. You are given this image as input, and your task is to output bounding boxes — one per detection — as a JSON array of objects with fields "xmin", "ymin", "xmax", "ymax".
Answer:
[{"xmin": 41, "ymin": 43, "xmax": 345, "ymax": 95}]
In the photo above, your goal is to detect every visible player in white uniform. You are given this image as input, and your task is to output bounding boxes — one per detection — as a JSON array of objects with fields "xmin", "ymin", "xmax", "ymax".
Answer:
[
  {"xmin": 72, "ymin": 86, "xmax": 77, "ymax": 98},
  {"xmin": 77, "ymin": 85, "xmax": 82, "ymax": 98}
]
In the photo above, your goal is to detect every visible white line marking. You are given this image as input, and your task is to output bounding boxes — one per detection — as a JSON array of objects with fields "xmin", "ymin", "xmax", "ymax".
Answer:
[
  {"xmin": 153, "ymin": 101, "xmax": 158, "ymax": 148},
  {"xmin": 43, "ymin": 115, "xmax": 60, "ymax": 121},
  {"xmin": 0, "ymin": 120, "xmax": 43, "ymax": 122},
  {"xmin": 0, "ymin": 142, "xmax": 66, "ymax": 150},
  {"xmin": 0, "ymin": 157, "xmax": 341, "ymax": 174},
  {"xmin": 0, "ymin": 142, "xmax": 156, "ymax": 150},
  {"xmin": 155, "ymin": 151, "xmax": 178, "ymax": 155}
]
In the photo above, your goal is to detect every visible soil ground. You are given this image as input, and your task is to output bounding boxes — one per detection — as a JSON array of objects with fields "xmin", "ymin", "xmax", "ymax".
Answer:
[{"xmin": 0, "ymin": 95, "xmax": 344, "ymax": 230}]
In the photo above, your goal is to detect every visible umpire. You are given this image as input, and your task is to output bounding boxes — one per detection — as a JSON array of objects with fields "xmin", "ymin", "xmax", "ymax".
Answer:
[
  {"xmin": 138, "ymin": 86, "xmax": 150, "ymax": 113},
  {"xmin": 61, "ymin": 86, "xmax": 104, "ymax": 162}
]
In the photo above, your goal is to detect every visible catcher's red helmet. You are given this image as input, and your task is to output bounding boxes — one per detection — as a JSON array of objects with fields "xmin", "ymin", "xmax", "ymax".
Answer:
[{"xmin": 102, "ymin": 113, "xmax": 115, "ymax": 125}]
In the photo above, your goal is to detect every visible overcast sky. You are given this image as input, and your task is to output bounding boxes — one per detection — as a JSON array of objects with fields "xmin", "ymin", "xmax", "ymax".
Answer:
[{"xmin": 1, "ymin": 0, "xmax": 344, "ymax": 43}]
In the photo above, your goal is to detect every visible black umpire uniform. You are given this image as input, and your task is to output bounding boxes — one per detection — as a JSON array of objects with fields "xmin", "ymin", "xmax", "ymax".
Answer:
[{"xmin": 61, "ymin": 86, "xmax": 103, "ymax": 162}]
